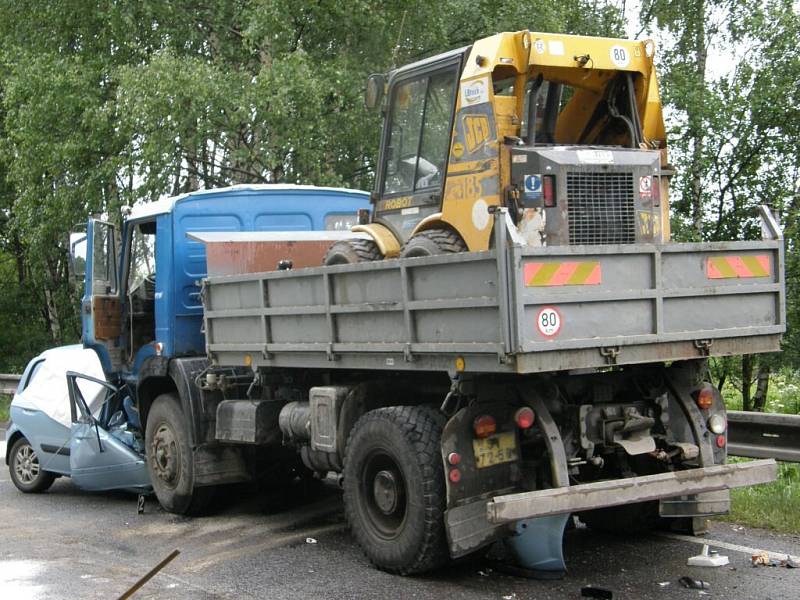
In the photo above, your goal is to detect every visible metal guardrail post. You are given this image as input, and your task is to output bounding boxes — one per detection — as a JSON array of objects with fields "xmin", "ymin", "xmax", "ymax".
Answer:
[{"xmin": 0, "ymin": 373, "xmax": 21, "ymax": 395}]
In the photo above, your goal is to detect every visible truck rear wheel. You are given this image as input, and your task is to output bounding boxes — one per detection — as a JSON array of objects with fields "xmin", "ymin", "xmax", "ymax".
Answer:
[
  {"xmin": 399, "ymin": 228, "xmax": 466, "ymax": 258},
  {"xmin": 342, "ymin": 405, "xmax": 448, "ymax": 575},
  {"xmin": 145, "ymin": 393, "xmax": 214, "ymax": 515},
  {"xmin": 9, "ymin": 437, "xmax": 56, "ymax": 493},
  {"xmin": 323, "ymin": 239, "xmax": 382, "ymax": 265}
]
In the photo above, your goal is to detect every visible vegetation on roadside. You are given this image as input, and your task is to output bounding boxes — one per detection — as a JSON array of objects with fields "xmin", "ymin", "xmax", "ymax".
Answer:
[
  {"xmin": 0, "ymin": 394, "xmax": 10, "ymax": 422},
  {"xmin": 721, "ymin": 462, "xmax": 800, "ymax": 535}
]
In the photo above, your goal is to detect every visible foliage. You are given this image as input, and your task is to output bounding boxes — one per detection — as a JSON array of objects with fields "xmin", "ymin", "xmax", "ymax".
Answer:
[
  {"xmin": 0, "ymin": 1, "xmax": 796, "ymax": 378},
  {"xmin": 0, "ymin": 0, "xmax": 623, "ymax": 368},
  {"xmin": 640, "ymin": 0, "xmax": 800, "ymax": 403}
]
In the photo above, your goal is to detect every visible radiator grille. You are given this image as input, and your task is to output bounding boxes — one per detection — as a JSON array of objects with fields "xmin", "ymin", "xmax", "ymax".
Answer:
[{"xmin": 567, "ymin": 172, "xmax": 636, "ymax": 245}]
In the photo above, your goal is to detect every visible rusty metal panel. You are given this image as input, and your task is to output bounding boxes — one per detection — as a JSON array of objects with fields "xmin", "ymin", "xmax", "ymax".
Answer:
[{"xmin": 188, "ymin": 231, "xmax": 370, "ymax": 276}]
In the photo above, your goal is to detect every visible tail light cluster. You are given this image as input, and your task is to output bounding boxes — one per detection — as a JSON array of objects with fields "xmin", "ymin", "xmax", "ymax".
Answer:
[
  {"xmin": 693, "ymin": 384, "xmax": 727, "ymax": 448},
  {"xmin": 449, "ymin": 407, "xmax": 536, "ymax": 485}
]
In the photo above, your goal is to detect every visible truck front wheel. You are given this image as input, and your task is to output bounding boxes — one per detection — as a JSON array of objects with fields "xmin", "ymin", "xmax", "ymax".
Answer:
[
  {"xmin": 343, "ymin": 406, "xmax": 448, "ymax": 574},
  {"xmin": 145, "ymin": 393, "xmax": 213, "ymax": 515}
]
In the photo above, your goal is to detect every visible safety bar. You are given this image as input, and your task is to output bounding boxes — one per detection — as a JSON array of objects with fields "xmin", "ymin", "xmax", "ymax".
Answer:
[{"xmin": 486, "ymin": 459, "xmax": 777, "ymax": 524}]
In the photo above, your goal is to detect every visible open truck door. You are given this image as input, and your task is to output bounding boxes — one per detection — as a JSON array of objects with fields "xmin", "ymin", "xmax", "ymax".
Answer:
[
  {"xmin": 70, "ymin": 219, "xmax": 122, "ymax": 370},
  {"xmin": 66, "ymin": 371, "xmax": 150, "ymax": 491}
]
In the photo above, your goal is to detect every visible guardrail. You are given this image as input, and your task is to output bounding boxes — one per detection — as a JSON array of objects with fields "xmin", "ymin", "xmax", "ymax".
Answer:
[
  {"xmin": 728, "ymin": 410, "xmax": 800, "ymax": 463},
  {"xmin": 0, "ymin": 374, "xmax": 20, "ymax": 396}
]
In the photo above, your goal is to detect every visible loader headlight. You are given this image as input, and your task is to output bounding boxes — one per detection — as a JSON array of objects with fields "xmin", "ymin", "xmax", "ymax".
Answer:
[{"xmin": 708, "ymin": 414, "xmax": 726, "ymax": 434}]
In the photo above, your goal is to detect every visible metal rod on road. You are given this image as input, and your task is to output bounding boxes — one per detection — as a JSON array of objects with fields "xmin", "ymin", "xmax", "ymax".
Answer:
[{"xmin": 117, "ymin": 549, "xmax": 180, "ymax": 600}]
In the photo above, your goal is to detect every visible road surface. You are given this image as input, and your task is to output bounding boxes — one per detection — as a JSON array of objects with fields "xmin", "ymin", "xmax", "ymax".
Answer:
[{"xmin": 0, "ymin": 437, "xmax": 798, "ymax": 599}]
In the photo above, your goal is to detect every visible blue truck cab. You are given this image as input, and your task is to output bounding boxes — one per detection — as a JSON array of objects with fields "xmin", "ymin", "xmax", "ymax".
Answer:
[
  {"xmin": 6, "ymin": 184, "xmax": 368, "ymax": 497},
  {"xmin": 81, "ymin": 184, "xmax": 368, "ymax": 377}
]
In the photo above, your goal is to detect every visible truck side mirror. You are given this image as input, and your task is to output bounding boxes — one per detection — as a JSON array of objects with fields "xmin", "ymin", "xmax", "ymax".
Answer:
[
  {"xmin": 69, "ymin": 231, "xmax": 88, "ymax": 281},
  {"xmin": 365, "ymin": 73, "xmax": 386, "ymax": 110}
]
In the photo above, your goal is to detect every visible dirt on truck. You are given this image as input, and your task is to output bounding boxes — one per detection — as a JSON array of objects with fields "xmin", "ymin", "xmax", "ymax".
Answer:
[{"xmin": 189, "ymin": 30, "xmax": 785, "ymax": 576}]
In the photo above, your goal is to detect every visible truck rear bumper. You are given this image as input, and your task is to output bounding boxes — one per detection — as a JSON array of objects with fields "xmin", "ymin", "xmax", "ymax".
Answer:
[{"xmin": 486, "ymin": 459, "xmax": 777, "ymax": 524}]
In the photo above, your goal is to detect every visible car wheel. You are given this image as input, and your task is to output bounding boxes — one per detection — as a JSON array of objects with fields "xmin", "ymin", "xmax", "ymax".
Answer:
[
  {"xmin": 145, "ymin": 393, "xmax": 214, "ymax": 515},
  {"xmin": 343, "ymin": 405, "xmax": 448, "ymax": 574},
  {"xmin": 9, "ymin": 437, "xmax": 56, "ymax": 493}
]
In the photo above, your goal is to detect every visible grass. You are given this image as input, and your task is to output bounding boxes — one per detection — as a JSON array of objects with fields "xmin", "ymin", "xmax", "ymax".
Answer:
[
  {"xmin": 0, "ymin": 393, "xmax": 10, "ymax": 423},
  {"xmin": 714, "ymin": 366, "xmax": 800, "ymax": 533},
  {"xmin": 720, "ymin": 462, "xmax": 800, "ymax": 534}
]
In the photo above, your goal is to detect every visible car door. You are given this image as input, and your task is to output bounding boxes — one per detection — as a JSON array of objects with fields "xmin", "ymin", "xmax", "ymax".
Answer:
[{"xmin": 66, "ymin": 372, "xmax": 150, "ymax": 491}]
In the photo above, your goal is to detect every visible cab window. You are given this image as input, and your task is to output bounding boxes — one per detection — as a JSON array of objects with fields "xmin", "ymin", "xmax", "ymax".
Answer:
[{"xmin": 382, "ymin": 68, "xmax": 458, "ymax": 196}]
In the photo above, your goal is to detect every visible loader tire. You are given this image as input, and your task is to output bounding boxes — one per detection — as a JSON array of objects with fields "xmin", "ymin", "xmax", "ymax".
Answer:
[
  {"xmin": 399, "ymin": 228, "xmax": 466, "ymax": 258},
  {"xmin": 323, "ymin": 239, "xmax": 382, "ymax": 265},
  {"xmin": 9, "ymin": 437, "xmax": 56, "ymax": 493},
  {"xmin": 146, "ymin": 393, "xmax": 214, "ymax": 515},
  {"xmin": 343, "ymin": 405, "xmax": 448, "ymax": 575}
]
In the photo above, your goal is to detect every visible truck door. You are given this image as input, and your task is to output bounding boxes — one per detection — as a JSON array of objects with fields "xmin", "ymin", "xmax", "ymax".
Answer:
[
  {"xmin": 74, "ymin": 219, "xmax": 122, "ymax": 369},
  {"xmin": 66, "ymin": 372, "xmax": 150, "ymax": 491}
]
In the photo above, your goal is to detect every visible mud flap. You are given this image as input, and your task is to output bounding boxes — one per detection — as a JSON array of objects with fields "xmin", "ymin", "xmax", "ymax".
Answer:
[{"xmin": 505, "ymin": 513, "xmax": 570, "ymax": 578}]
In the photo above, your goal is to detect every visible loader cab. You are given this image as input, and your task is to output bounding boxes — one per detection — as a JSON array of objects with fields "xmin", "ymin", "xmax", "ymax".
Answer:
[{"xmin": 371, "ymin": 48, "xmax": 466, "ymax": 244}]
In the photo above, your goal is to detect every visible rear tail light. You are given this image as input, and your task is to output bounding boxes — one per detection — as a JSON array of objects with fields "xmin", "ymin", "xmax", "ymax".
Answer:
[
  {"xmin": 716, "ymin": 435, "xmax": 726, "ymax": 448},
  {"xmin": 543, "ymin": 175, "xmax": 556, "ymax": 207},
  {"xmin": 695, "ymin": 386, "xmax": 714, "ymax": 410},
  {"xmin": 514, "ymin": 407, "xmax": 535, "ymax": 429},
  {"xmin": 473, "ymin": 415, "xmax": 497, "ymax": 438},
  {"xmin": 447, "ymin": 452, "xmax": 461, "ymax": 465},
  {"xmin": 448, "ymin": 468, "xmax": 462, "ymax": 483}
]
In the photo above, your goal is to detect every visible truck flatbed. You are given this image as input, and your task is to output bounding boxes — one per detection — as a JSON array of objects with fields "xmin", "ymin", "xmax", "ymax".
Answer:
[{"xmin": 200, "ymin": 216, "xmax": 785, "ymax": 375}]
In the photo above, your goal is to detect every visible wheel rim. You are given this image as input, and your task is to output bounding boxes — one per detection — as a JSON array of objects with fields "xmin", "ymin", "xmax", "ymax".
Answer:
[
  {"xmin": 14, "ymin": 444, "xmax": 40, "ymax": 484},
  {"xmin": 150, "ymin": 422, "xmax": 181, "ymax": 489},
  {"xmin": 360, "ymin": 450, "xmax": 407, "ymax": 539}
]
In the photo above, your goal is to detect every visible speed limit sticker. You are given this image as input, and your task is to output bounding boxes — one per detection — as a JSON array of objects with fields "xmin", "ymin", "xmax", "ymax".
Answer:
[
  {"xmin": 536, "ymin": 306, "xmax": 562, "ymax": 338},
  {"xmin": 609, "ymin": 45, "xmax": 630, "ymax": 68}
]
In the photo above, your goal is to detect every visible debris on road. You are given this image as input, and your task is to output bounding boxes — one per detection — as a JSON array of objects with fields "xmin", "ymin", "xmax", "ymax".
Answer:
[
  {"xmin": 687, "ymin": 544, "xmax": 729, "ymax": 567},
  {"xmin": 305, "ymin": 537, "xmax": 317, "ymax": 544},
  {"xmin": 751, "ymin": 551, "xmax": 800, "ymax": 568},
  {"xmin": 679, "ymin": 576, "xmax": 710, "ymax": 590}
]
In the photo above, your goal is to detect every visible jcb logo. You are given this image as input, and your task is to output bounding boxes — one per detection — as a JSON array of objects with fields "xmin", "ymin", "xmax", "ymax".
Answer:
[{"xmin": 462, "ymin": 115, "xmax": 491, "ymax": 153}]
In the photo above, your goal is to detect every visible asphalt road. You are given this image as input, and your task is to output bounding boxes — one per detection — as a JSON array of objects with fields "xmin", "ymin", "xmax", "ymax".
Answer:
[{"xmin": 1, "ymin": 436, "xmax": 798, "ymax": 599}]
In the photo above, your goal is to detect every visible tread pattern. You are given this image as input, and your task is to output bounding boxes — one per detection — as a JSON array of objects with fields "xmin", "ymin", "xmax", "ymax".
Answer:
[
  {"xmin": 400, "ymin": 228, "xmax": 467, "ymax": 257},
  {"xmin": 343, "ymin": 405, "xmax": 448, "ymax": 575},
  {"xmin": 323, "ymin": 239, "xmax": 382, "ymax": 265}
]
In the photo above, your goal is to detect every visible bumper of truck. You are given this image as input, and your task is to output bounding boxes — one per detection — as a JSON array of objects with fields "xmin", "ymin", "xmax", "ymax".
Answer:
[
  {"xmin": 486, "ymin": 458, "xmax": 777, "ymax": 524},
  {"xmin": 444, "ymin": 459, "xmax": 777, "ymax": 559}
]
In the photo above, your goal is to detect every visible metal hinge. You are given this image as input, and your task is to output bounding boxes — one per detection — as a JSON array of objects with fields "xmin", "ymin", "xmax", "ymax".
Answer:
[
  {"xmin": 403, "ymin": 343, "xmax": 414, "ymax": 363},
  {"xmin": 694, "ymin": 339, "xmax": 713, "ymax": 357},
  {"xmin": 599, "ymin": 345, "xmax": 621, "ymax": 365}
]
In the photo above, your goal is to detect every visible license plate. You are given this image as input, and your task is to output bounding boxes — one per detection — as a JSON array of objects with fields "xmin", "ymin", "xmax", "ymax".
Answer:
[{"xmin": 472, "ymin": 432, "xmax": 518, "ymax": 469}]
